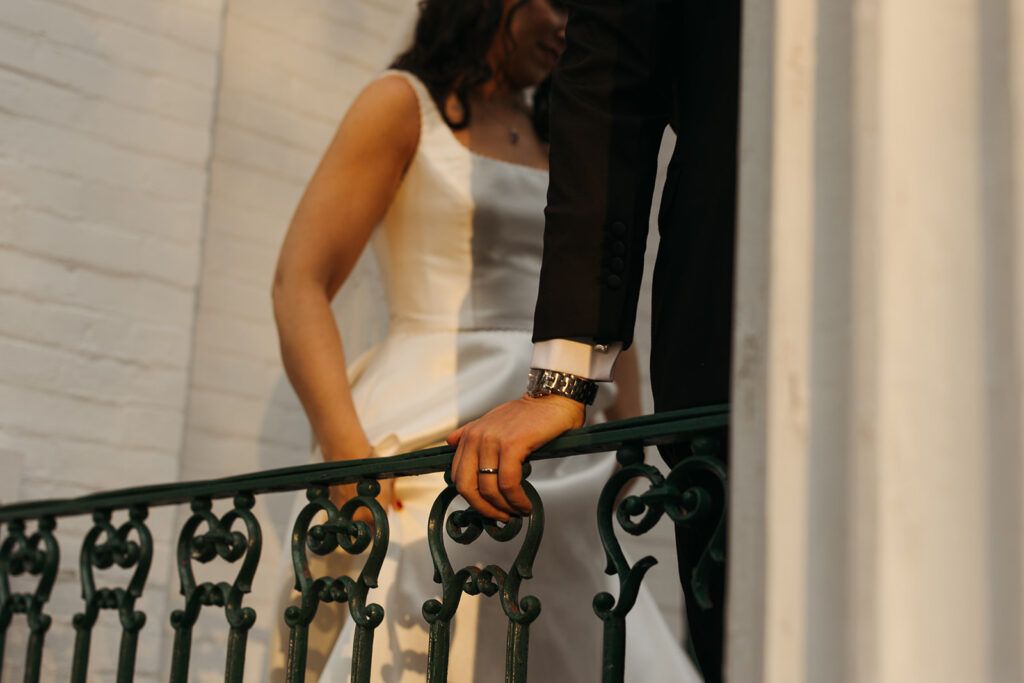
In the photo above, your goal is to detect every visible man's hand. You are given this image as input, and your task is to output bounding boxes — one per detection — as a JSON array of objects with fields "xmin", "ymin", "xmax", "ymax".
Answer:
[{"xmin": 446, "ymin": 394, "xmax": 585, "ymax": 521}]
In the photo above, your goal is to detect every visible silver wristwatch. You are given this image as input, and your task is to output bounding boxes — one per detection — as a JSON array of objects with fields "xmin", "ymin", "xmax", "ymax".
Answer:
[{"xmin": 526, "ymin": 368, "xmax": 599, "ymax": 405}]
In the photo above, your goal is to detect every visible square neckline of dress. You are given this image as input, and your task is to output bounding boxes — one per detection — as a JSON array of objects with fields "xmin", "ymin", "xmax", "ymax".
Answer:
[{"xmin": 389, "ymin": 69, "xmax": 551, "ymax": 177}]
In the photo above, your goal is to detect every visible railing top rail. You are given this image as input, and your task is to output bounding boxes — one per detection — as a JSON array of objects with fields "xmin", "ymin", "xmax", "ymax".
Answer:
[{"xmin": 0, "ymin": 405, "xmax": 728, "ymax": 522}]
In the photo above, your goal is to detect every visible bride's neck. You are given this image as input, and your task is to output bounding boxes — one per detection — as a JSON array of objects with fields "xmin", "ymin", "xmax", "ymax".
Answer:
[{"xmin": 472, "ymin": 75, "xmax": 527, "ymax": 111}]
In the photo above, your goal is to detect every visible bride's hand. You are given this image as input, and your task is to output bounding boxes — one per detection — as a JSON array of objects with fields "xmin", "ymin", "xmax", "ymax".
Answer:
[{"xmin": 329, "ymin": 479, "xmax": 395, "ymax": 533}]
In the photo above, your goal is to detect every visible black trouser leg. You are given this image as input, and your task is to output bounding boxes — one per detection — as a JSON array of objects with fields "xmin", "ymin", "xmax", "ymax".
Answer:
[{"xmin": 649, "ymin": 0, "xmax": 740, "ymax": 677}]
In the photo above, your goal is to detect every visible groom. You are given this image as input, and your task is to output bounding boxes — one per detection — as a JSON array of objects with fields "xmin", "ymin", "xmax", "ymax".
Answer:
[{"xmin": 447, "ymin": 0, "xmax": 741, "ymax": 680}]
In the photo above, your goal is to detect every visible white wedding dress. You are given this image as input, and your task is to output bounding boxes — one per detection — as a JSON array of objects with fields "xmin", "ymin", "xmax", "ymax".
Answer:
[{"xmin": 311, "ymin": 70, "xmax": 701, "ymax": 683}]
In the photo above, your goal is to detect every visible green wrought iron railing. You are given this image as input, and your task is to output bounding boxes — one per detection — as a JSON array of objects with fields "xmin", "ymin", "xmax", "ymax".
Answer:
[{"xmin": 0, "ymin": 406, "xmax": 728, "ymax": 683}]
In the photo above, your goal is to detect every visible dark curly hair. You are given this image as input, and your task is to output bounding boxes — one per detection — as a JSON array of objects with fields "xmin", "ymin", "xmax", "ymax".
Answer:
[{"xmin": 391, "ymin": 0, "xmax": 552, "ymax": 141}]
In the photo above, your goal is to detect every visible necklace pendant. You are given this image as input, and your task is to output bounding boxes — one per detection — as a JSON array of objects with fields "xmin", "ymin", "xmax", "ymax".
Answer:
[{"xmin": 509, "ymin": 127, "xmax": 519, "ymax": 145}]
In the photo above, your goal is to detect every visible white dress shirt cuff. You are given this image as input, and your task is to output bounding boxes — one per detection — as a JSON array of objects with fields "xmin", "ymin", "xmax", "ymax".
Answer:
[{"xmin": 531, "ymin": 339, "xmax": 623, "ymax": 382}]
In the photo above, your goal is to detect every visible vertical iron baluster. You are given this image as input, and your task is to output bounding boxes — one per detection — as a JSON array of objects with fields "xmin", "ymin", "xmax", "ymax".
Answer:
[
  {"xmin": 423, "ymin": 485, "xmax": 483, "ymax": 683},
  {"xmin": 117, "ymin": 507, "xmax": 151, "ymax": 683},
  {"xmin": 598, "ymin": 615, "xmax": 626, "ymax": 683},
  {"xmin": 27, "ymin": 517, "xmax": 58, "ymax": 683},
  {"xmin": 423, "ymin": 470, "xmax": 543, "ymax": 683},
  {"xmin": 425, "ymin": 618, "xmax": 451, "ymax": 683},
  {"xmin": 423, "ymin": 561, "xmax": 464, "ymax": 683},
  {"xmin": 0, "ymin": 517, "xmax": 58, "ymax": 683},
  {"xmin": 169, "ymin": 493, "xmax": 262, "ymax": 683},
  {"xmin": 285, "ymin": 480, "xmax": 388, "ymax": 683},
  {"xmin": 594, "ymin": 445, "xmax": 665, "ymax": 683},
  {"xmin": 504, "ymin": 620, "xmax": 530, "ymax": 683},
  {"xmin": 594, "ymin": 439, "xmax": 728, "ymax": 682},
  {"xmin": 71, "ymin": 513, "xmax": 105, "ymax": 683},
  {"xmin": 71, "ymin": 506, "xmax": 152, "ymax": 683},
  {"xmin": 169, "ymin": 501, "xmax": 209, "ymax": 682},
  {"xmin": 168, "ymin": 610, "xmax": 193, "ymax": 682},
  {"xmin": 497, "ymin": 519, "xmax": 540, "ymax": 683}
]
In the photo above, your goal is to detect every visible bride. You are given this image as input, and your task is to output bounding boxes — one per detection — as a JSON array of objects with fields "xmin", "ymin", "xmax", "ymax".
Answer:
[{"xmin": 269, "ymin": 0, "xmax": 701, "ymax": 680}]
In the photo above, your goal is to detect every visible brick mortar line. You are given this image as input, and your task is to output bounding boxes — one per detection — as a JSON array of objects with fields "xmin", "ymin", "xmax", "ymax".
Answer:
[
  {"xmin": 0, "ymin": 196, "xmax": 202, "ymax": 250},
  {"xmin": 0, "ymin": 291, "xmax": 191, "ymax": 338},
  {"xmin": 0, "ymin": 17, "xmax": 218, "ymax": 92},
  {"xmin": 6, "ymin": 200, "xmax": 207, "ymax": 248},
  {"xmin": 38, "ymin": 0, "xmax": 222, "ymax": 55},
  {"xmin": 0, "ymin": 156, "xmax": 209, "ymax": 206},
  {"xmin": 4, "ymin": 432, "xmax": 179, "ymax": 462},
  {"xmin": 0, "ymin": 333, "xmax": 187, "ymax": 374},
  {"xmin": 0, "ymin": 421, "xmax": 185, "ymax": 457},
  {"xmin": 0, "ymin": 62, "xmax": 212, "ymax": 129},
  {"xmin": 0, "ymin": 375, "xmax": 190, "ymax": 414},
  {"xmin": 0, "ymin": 243, "xmax": 199, "ymax": 293},
  {"xmin": 0, "ymin": 104, "xmax": 210, "ymax": 171},
  {"xmin": 0, "ymin": 286, "xmax": 193, "ymax": 335}
]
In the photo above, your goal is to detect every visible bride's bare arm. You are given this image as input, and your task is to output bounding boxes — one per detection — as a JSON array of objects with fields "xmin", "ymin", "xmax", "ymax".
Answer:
[{"xmin": 272, "ymin": 76, "xmax": 419, "ymax": 505}]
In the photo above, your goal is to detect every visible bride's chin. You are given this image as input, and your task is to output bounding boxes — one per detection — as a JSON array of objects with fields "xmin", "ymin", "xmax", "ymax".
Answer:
[{"xmin": 502, "ymin": 64, "xmax": 547, "ymax": 91}]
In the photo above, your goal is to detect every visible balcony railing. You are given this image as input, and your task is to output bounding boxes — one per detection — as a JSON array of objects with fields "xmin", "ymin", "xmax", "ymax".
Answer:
[{"xmin": 0, "ymin": 406, "xmax": 728, "ymax": 683}]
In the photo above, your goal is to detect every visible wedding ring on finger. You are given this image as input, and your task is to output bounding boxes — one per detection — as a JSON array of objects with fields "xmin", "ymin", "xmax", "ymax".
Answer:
[{"xmin": 478, "ymin": 467, "xmax": 499, "ymax": 474}]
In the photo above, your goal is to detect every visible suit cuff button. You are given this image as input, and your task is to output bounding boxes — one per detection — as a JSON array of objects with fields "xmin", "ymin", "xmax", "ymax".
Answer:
[
  {"xmin": 610, "ymin": 220, "xmax": 627, "ymax": 237},
  {"xmin": 606, "ymin": 274, "xmax": 623, "ymax": 289}
]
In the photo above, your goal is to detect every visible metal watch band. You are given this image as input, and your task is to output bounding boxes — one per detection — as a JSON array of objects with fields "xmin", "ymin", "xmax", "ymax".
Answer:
[{"xmin": 526, "ymin": 368, "xmax": 599, "ymax": 405}]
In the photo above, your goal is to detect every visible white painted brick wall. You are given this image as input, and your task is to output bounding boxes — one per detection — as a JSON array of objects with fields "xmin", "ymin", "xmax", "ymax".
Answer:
[{"xmin": 0, "ymin": 0, "xmax": 226, "ymax": 680}]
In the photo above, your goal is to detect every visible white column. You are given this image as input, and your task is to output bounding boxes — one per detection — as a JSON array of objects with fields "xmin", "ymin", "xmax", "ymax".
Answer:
[{"xmin": 729, "ymin": 0, "xmax": 1024, "ymax": 681}]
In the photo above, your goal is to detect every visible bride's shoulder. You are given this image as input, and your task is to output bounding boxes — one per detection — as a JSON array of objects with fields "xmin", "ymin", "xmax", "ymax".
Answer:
[
  {"xmin": 340, "ymin": 72, "xmax": 421, "ymax": 158},
  {"xmin": 352, "ymin": 72, "xmax": 419, "ymax": 117},
  {"xmin": 358, "ymin": 71, "xmax": 421, "ymax": 115}
]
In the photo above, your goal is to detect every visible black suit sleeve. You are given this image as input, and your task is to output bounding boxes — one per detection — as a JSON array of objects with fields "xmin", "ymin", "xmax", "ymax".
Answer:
[{"xmin": 533, "ymin": 0, "xmax": 678, "ymax": 348}]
